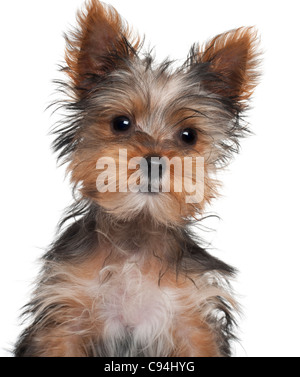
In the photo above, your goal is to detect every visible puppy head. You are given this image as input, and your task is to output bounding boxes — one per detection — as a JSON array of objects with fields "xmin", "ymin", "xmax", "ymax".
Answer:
[{"xmin": 54, "ymin": 0, "xmax": 260, "ymax": 226}]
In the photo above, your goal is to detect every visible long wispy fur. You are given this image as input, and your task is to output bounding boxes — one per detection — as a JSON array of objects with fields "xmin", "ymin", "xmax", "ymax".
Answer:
[{"xmin": 14, "ymin": 0, "xmax": 260, "ymax": 357}]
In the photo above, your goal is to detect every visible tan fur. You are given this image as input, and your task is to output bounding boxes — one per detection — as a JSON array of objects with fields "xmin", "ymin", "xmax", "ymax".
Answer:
[
  {"xmin": 198, "ymin": 27, "xmax": 260, "ymax": 102},
  {"xmin": 65, "ymin": 0, "xmax": 140, "ymax": 91}
]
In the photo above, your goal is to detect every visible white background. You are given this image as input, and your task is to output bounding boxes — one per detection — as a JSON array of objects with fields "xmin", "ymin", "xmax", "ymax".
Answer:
[{"xmin": 1, "ymin": 0, "xmax": 300, "ymax": 357}]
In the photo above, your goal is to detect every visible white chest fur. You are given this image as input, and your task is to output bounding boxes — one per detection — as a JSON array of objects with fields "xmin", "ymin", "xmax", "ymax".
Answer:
[{"xmin": 93, "ymin": 262, "xmax": 175, "ymax": 356}]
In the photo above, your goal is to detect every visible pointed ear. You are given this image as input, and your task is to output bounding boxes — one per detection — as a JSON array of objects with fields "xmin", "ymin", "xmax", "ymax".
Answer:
[
  {"xmin": 191, "ymin": 27, "xmax": 260, "ymax": 104},
  {"xmin": 65, "ymin": 0, "xmax": 139, "ymax": 94}
]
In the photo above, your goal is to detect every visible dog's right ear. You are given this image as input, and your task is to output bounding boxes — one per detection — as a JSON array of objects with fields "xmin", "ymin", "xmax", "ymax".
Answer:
[
  {"xmin": 65, "ymin": 0, "xmax": 139, "ymax": 96},
  {"xmin": 187, "ymin": 27, "xmax": 260, "ymax": 108}
]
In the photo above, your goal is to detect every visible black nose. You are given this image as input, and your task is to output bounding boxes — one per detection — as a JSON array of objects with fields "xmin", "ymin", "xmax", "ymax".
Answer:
[
  {"xmin": 144, "ymin": 155, "xmax": 165, "ymax": 192},
  {"xmin": 145, "ymin": 155, "xmax": 164, "ymax": 181}
]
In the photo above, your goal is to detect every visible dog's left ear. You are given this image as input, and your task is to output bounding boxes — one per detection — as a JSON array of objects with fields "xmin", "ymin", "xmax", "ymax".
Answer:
[
  {"xmin": 189, "ymin": 27, "xmax": 260, "ymax": 105},
  {"xmin": 64, "ymin": 0, "xmax": 139, "ymax": 96}
]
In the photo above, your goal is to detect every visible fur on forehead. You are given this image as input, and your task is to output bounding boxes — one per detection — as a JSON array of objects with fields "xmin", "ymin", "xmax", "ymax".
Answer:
[{"xmin": 89, "ymin": 60, "xmax": 197, "ymax": 132}]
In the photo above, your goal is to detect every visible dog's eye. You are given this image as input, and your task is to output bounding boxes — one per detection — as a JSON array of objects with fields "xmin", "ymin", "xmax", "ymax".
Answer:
[
  {"xmin": 112, "ymin": 116, "xmax": 132, "ymax": 132},
  {"xmin": 180, "ymin": 128, "xmax": 197, "ymax": 145}
]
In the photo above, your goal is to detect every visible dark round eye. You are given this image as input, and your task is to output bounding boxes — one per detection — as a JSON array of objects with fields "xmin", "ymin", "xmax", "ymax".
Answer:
[
  {"xmin": 112, "ymin": 116, "xmax": 132, "ymax": 132},
  {"xmin": 180, "ymin": 128, "xmax": 197, "ymax": 145}
]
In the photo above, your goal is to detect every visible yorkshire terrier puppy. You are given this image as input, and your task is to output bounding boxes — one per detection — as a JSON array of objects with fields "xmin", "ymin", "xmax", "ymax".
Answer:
[{"xmin": 15, "ymin": 0, "xmax": 260, "ymax": 357}]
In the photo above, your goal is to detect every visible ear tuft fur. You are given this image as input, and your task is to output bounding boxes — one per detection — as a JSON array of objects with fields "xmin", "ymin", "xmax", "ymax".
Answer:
[
  {"xmin": 189, "ymin": 27, "xmax": 261, "ymax": 104},
  {"xmin": 64, "ymin": 0, "xmax": 140, "ymax": 94}
]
